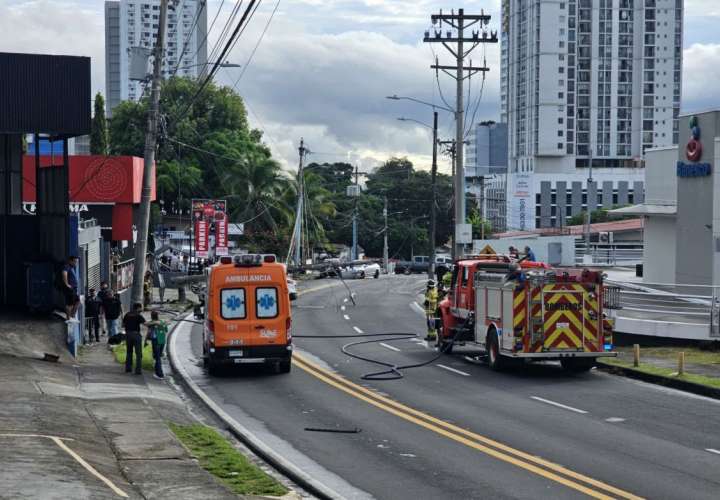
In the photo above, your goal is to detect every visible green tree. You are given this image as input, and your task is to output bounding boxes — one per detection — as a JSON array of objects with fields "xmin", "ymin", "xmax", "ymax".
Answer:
[
  {"xmin": 90, "ymin": 92, "xmax": 109, "ymax": 155},
  {"xmin": 467, "ymin": 207, "xmax": 493, "ymax": 239}
]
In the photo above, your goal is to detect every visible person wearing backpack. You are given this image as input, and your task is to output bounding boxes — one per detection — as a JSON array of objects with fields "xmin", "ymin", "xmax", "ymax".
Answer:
[{"xmin": 145, "ymin": 311, "xmax": 168, "ymax": 379}]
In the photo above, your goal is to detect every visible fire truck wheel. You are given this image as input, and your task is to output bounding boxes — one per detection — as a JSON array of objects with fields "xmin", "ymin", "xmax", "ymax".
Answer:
[
  {"xmin": 487, "ymin": 331, "xmax": 504, "ymax": 371},
  {"xmin": 560, "ymin": 357, "xmax": 595, "ymax": 373},
  {"xmin": 435, "ymin": 334, "xmax": 453, "ymax": 354}
]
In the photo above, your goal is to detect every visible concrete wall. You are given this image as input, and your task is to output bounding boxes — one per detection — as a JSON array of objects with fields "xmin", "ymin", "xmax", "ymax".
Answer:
[
  {"xmin": 643, "ymin": 217, "xmax": 676, "ymax": 283},
  {"xmin": 472, "ymin": 235, "xmax": 576, "ymax": 266},
  {"xmin": 675, "ymin": 111, "xmax": 720, "ymax": 285}
]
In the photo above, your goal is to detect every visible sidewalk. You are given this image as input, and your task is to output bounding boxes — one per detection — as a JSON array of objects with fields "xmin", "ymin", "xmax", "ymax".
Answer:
[{"xmin": 0, "ymin": 312, "xmax": 240, "ymax": 500}]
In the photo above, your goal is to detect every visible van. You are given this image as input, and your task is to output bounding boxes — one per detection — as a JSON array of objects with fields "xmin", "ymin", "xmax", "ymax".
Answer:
[{"xmin": 202, "ymin": 254, "xmax": 292, "ymax": 375}]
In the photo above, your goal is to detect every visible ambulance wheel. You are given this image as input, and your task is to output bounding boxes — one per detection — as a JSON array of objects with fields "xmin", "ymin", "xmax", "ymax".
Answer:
[
  {"xmin": 207, "ymin": 360, "xmax": 219, "ymax": 376},
  {"xmin": 561, "ymin": 357, "xmax": 595, "ymax": 373},
  {"xmin": 487, "ymin": 331, "xmax": 504, "ymax": 371},
  {"xmin": 276, "ymin": 359, "xmax": 292, "ymax": 374}
]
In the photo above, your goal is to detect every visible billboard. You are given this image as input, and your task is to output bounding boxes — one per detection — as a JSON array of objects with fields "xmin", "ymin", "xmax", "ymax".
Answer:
[
  {"xmin": 508, "ymin": 174, "xmax": 533, "ymax": 231},
  {"xmin": 192, "ymin": 199, "xmax": 227, "ymax": 258}
]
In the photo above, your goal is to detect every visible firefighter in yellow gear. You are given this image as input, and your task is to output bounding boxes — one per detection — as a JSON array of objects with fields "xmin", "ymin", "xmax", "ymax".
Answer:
[{"xmin": 424, "ymin": 280, "xmax": 438, "ymax": 341}]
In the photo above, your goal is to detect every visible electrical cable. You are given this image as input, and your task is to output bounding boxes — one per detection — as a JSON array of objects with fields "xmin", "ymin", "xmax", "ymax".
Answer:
[{"xmin": 293, "ymin": 312, "xmax": 470, "ymax": 381}]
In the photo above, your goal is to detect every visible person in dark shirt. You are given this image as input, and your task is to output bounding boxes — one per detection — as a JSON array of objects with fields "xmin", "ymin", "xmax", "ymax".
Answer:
[
  {"xmin": 97, "ymin": 281, "xmax": 110, "ymax": 335},
  {"xmin": 122, "ymin": 303, "xmax": 146, "ymax": 375},
  {"xmin": 85, "ymin": 289, "xmax": 102, "ymax": 343},
  {"xmin": 103, "ymin": 290, "xmax": 123, "ymax": 343},
  {"xmin": 62, "ymin": 256, "xmax": 80, "ymax": 321}
]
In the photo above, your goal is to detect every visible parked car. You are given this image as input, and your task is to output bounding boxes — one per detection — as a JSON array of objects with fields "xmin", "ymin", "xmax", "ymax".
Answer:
[
  {"xmin": 339, "ymin": 261, "xmax": 381, "ymax": 279},
  {"xmin": 395, "ymin": 255, "xmax": 454, "ymax": 275}
]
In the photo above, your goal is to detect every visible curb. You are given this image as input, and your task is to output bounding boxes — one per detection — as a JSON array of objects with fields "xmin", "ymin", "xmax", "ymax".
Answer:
[
  {"xmin": 596, "ymin": 361, "xmax": 720, "ymax": 400},
  {"xmin": 167, "ymin": 312, "xmax": 343, "ymax": 500}
]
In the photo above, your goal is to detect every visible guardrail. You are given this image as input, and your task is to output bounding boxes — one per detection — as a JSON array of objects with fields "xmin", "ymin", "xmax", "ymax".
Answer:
[
  {"xmin": 575, "ymin": 243, "xmax": 643, "ymax": 265},
  {"xmin": 606, "ymin": 279, "xmax": 720, "ymax": 340}
]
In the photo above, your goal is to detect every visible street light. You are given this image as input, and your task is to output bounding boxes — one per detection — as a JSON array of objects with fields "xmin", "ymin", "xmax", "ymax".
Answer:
[
  {"xmin": 386, "ymin": 95, "xmax": 454, "ymax": 114},
  {"xmin": 177, "ymin": 61, "xmax": 241, "ymax": 70},
  {"xmin": 397, "ymin": 117, "xmax": 433, "ymax": 130}
]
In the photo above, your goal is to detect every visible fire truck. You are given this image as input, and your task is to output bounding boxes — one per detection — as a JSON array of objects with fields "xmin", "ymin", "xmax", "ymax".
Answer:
[{"xmin": 437, "ymin": 255, "xmax": 619, "ymax": 371}]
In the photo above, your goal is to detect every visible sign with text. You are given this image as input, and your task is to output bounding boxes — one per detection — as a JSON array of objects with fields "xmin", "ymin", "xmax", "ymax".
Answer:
[
  {"xmin": 215, "ymin": 213, "xmax": 228, "ymax": 256},
  {"xmin": 508, "ymin": 174, "xmax": 533, "ymax": 231},
  {"xmin": 677, "ymin": 161, "xmax": 711, "ymax": 177},
  {"xmin": 195, "ymin": 219, "xmax": 209, "ymax": 258}
]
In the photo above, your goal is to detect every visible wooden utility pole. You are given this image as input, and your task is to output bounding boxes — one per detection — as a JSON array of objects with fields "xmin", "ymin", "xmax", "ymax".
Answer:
[
  {"xmin": 132, "ymin": 0, "xmax": 168, "ymax": 305},
  {"xmin": 424, "ymin": 8, "xmax": 497, "ymax": 259}
]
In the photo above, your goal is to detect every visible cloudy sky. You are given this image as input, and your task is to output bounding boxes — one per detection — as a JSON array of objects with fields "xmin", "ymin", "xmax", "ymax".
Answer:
[{"xmin": 2, "ymin": 0, "xmax": 720, "ymax": 174}]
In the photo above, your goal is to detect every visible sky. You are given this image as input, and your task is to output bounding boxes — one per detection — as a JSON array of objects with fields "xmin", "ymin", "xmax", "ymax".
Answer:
[{"xmin": 2, "ymin": 0, "xmax": 719, "ymax": 175}]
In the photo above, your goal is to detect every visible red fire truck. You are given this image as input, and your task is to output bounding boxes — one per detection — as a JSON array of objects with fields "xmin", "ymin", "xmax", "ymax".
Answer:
[{"xmin": 437, "ymin": 256, "xmax": 619, "ymax": 371}]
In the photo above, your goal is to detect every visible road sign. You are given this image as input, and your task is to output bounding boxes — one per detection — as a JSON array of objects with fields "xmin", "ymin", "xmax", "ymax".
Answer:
[
  {"xmin": 456, "ymin": 223, "xmax": 472, "ymax": 244},
  {"xmin": 479, "ymin": 244, "xmax": 496, "ymax": 255}
]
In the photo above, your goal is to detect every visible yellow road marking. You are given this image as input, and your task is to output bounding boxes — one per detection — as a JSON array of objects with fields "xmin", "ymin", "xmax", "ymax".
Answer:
[
  {"xmin": 293, "ymin": 353, "xmax": 643, "ymax": 500},
  {"xmin": 50, "ymin": 437, "xmax": 129, "ymax": 498}
]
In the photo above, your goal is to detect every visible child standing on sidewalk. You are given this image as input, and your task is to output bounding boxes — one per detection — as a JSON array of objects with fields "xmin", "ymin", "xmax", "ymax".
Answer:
[{"xmin": 145, "ymin": 311, "xmax": 168, "ymax": 379}]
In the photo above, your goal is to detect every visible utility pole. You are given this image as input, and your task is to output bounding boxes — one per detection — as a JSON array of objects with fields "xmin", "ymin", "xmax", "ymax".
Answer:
[
  {"xmin": 480, "ymin": 175, "xmax": 486, "ymax": 240},
  {"xmin": 429, "ymin": 111, "xmax": 438, "ymax": 279},
  {"xmin": 352, "ymin": 163, "xmax": 359, "ymax": 260},
  {"xmin": 383, "ymin": 196, "xmax": 389, "ymax": 273},
  {"xmin": 293, "ymin": 138, "xmax": 307, "ymax": 267},
  {"xmin": 424, "ymin": 8, "xmax": 497, "ymax": 259},
  {"xmin": 439, "ymin": 139, "xmax": 457, "ymax": 259},
  {"xmin": 131, "ymin": 0, "xmax": 168, "ymax": 305}
]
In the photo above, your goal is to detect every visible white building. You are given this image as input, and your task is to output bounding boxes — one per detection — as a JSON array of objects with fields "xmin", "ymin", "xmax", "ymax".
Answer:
[
  {"xmin": 105, "ymin": 0, "xmax": 208, "ymax": 114},
  {"xmin": 501, "ymin": 0, "xmax": 683, "ymax": 230}
]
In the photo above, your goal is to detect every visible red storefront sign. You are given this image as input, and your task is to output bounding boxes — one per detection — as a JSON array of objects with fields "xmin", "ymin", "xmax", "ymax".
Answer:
[
  {"xmin": 215, "ymin": 213, "xmax": 228, "ymax": 256},
  {"xmin": 195, "ymin": 219, "xmax": 209, "ymax": 258}
]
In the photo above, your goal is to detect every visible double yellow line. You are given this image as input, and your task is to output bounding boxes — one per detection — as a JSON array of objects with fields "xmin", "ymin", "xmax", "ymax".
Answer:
[{"xmin": 293, "ymin": 353, "xmax": 642, "ymax": 500}]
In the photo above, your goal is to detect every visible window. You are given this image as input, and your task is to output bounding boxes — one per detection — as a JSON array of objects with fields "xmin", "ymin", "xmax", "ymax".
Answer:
[
  {"xmin": 221, "ymin": 288, "xmax": 246, "ymax": 319},
  {"xmin": 256, "ymin": 288, "xmax": 279, "ymax": 318},
  {"xmin": 461, "ymin": 266, "xmax": 469, "ymax": 287}
]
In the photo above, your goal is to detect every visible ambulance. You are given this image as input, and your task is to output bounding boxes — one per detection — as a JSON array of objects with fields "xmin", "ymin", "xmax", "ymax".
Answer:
[{"xmin": 202, "ymin": 254, "xmax": 292, "ymax": 375}]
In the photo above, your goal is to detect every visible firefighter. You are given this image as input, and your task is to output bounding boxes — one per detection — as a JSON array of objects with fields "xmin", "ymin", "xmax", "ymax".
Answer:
[
  {"xmin": 424, "ymin": 279, "xmax": 438, "ymax": 341},
  {"xmin": 441, "ymin": 270, "xmax": 452, "ymax": 289}
]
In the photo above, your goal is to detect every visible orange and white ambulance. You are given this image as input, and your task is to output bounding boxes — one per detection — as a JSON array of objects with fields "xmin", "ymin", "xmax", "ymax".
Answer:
[{"xmin": 202, "ymin": 254, "xmax": 292, "ymax": 375}]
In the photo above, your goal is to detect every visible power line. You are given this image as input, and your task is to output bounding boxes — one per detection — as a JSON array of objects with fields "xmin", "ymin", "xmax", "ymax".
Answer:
[{"xmin": 230, "ymin": 0, "xmax": 281, "ymax": 91}]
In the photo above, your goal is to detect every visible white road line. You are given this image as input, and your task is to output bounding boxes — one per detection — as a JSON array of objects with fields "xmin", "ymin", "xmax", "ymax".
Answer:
[
  {"xmin": 531, "ymin": 396, "xmax": 588, "ymax": 414},
  {"xmin": 343, "ymin": 314, "xmax": 350, "ymax": 321},
  {"xmin": 0, "ymin": 433, "xmax": 74, "ymax": 441},
  {"xmin": 436, "ymin": 364, "xmax": 470, "ymax": 377},
  {"xmin": 50, "ymin": 437, "xmax": 128, "ymax": 498},
  {"xmin": 706, "ymin": 448, "xmax": 720, "ymax": 455},
  {"xmin": 343, "ymin": 298, "xmax": 349, "ymax": 303},
  {"xmin": 353, "ymin": 326, "xmax": 364, "ymax": 334},
  {"xmin": 379, "ymin": 343, "xmax": 401, "ymax": 352},
  {"xmin": 605, "ymin": 417, "xmax": 625, "ymax": 423},
  {"xmin": 410, "ymin": 302, "xmax": 425, "ymax": 316},
  {"xmin": 341, "ymin": 305, "xmax": 346, "ymax": 311}
]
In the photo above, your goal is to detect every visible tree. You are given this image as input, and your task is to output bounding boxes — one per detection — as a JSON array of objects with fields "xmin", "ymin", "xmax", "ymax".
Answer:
[
  {"xmin": 90, "ymin": 92, "xmax": 109, "ymax": 155},
  {"xmin": 467, "ymin": 207, "xmax": 493, "ymax": 239}
]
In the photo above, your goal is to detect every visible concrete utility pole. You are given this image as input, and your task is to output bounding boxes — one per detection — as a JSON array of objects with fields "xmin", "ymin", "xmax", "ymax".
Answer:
[
  {"xmin": 132, "ymin": 0, "xmax": 168, "ymax": 305},
  {"xmin": 352, "ymin": 163, "xmax": 359, "ymax": 260},
  {"xmin": 424, "ymin": 8, "xmax": 497, "ymax": 259},
  {"xmin": 429, "ymin": 111, "xmax": 438, "ymax": 279},
  {"xmin": 293, "ymin": 138, "xmax": 307, "ymax": 267},
  {"xmin": 383, "ymin": 195, "xmax": 389, "ymax": 273}
]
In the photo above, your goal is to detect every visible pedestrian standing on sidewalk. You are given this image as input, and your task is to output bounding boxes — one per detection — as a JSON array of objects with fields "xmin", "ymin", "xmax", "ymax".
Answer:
[
  {"xmin": 103, "ymin": 290, "xmax": 123, "ymax": 344},
  {"xmin": 62, "ymin": 255, "xmax": 80, "ymax": 321},
  {"xmin": 144, "ymin": 311, "xmax": 168, "ymax": 379},
  {"xmin": 85, "ymin": 289, "xmax": 101, "ymax": 343},
  {"xmin": 98, "ymin": 281, "xmax": 110, "ymax": 335},
  {"xmin": 122, "ymin": 303, "xmax": 146, "ymax": 375}
]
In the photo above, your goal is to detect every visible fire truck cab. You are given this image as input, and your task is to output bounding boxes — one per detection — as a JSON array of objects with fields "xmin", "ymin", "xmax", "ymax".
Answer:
[
  {"xmin": 202, "ymin": 254, "xmax": 292, "ymax": 375},
  {"xmin": 438, "ymin": 256, "xmax": 618, "ymax": 371}
]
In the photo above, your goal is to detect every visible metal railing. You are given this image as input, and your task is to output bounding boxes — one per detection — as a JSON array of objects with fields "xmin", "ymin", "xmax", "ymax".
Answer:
[
  {"xmin": 606, "ymin": 279, "xmax": 720, "ymax": 338},
  {"xmin": 575, "ymin": 242, "xmax": 643, "ymax": 265}
]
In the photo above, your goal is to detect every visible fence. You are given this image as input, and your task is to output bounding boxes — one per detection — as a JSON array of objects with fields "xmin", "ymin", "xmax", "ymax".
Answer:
[
  {"xmin": 575, "ymin": 242, "xmax": 644, "ymax": 266},
  {"xmin": 606, "ymin": 279, "xmax": 720, "ymax": 340}
]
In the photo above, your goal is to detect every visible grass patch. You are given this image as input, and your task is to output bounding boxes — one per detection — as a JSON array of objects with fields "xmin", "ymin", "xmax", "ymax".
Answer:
[
  {"xmin": 112, "ymin": 341, "xmax": 155, "ymax": 372},
  {"xmin": 601, "ymin": 358, "xmax": 720, "ymax": 389},
  {"xmin": 614, "ymin": 346, "xmax": 720, "ymax": 366},
  {"xmin": 169, "ymin": 423, "xmax": 288, "ymax": 497}
]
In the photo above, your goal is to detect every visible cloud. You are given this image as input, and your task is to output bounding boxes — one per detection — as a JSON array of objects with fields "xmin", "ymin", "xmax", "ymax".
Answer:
[{"xmin": 681, "ymin": 43, "xmax": 720, "ymax": 114}]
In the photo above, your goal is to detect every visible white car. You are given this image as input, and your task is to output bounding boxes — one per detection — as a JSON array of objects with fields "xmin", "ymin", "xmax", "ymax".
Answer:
[
  {"xmin": 287, "ymin": 277, "xmax": 298, "ymax": 300},
  {"xmin": 340, "ymin": 262, "xmax": 381, "ymax": 279}
]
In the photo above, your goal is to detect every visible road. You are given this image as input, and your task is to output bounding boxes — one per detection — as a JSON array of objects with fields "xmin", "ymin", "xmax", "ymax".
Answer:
[{"xmin": 174, "ymin": 275, "xmax": 720, "ymax": 499}]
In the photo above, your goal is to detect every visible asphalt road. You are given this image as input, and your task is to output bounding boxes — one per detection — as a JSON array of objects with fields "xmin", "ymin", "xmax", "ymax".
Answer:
[{"xmin": 175, "ymin": 275, "xmax": 720, "ymax": 499}]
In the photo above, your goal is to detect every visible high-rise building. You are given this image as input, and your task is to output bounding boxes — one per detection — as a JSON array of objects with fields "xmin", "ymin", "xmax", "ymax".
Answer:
[
  {"xmin": 465, "ymin": 122, "xmax": 509, "ymax": 232},
  {"xmin": 501, "ymin": 0, "xmax": 683, "ymax": 230},
  {"xmin": 105, "ymin": 0, "xmax": 208, "ymax": 115}
]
